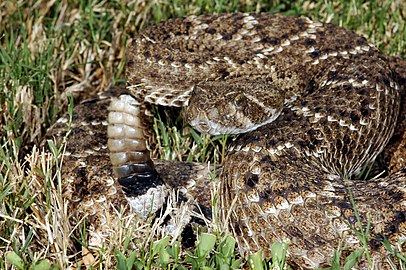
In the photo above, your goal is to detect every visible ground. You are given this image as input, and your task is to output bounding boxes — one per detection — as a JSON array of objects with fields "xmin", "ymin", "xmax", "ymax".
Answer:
[{"xmin": 0, "ymin": 0, "xmax": 405, "ymax": 269}]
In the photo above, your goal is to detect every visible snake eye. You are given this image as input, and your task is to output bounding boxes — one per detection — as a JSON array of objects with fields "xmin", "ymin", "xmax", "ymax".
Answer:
[
  {"xmin": 233, "ymin": 94, "xmax": 246, "ymax": 108},
  {"xmin": 198, "ymin": 121, "xmax": 210, "ymax": 133}
]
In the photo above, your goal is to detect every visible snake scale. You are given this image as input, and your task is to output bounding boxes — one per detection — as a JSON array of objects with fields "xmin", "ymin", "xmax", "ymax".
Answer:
[{"xmin": 48, "ymin": 13, "xmax": 406, "ymax": 269}]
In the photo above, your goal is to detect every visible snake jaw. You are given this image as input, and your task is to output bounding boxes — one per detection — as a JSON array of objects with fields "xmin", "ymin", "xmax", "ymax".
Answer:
[{"xmin": 187, "ymin": 106, "xmax": 282, "ymax": 135}]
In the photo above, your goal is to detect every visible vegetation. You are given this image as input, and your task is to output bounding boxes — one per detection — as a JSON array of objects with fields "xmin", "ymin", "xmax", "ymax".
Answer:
[{"xmin": 0, "ymin": 0, "xmax": 404, "ymax": 269}]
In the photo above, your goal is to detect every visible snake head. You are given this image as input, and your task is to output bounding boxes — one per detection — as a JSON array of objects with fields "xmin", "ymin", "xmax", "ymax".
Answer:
[{"xmin": 182, "ymin": 80, "xmax": 284, "ymax": 135}]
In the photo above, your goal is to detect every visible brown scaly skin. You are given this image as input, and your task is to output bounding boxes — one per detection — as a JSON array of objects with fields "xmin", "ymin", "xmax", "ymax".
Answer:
[
  {"xmin": 42, "ymin": 88, "xmax": 132, "ymax": 248},
  {"xmin": 43, "ymin": 86, "xmax": 213, "ymax": 248},
  {"xmin": 44, "ymin": 13, "xmax": 405, "ymax": 269},
  {"xmin": 220, "ymin": 109, "xmax": 405, "ymax": 267},
  {"xmin": 44, "ymin": 84, "xmax": 404, "ymax": 267},
  {"xmin": 126, "ymin": 13, "xmax": 405, "ymax": 268}
]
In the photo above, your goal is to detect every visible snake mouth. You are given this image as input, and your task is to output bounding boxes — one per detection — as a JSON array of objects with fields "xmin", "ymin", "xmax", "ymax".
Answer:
[
  {"xmin": 191, "ymin": 118, "xmax": 236, "ymax": 135},
  {"xmin": 189, "ymin": 108, "xmax": 281, "ymax": 136}
]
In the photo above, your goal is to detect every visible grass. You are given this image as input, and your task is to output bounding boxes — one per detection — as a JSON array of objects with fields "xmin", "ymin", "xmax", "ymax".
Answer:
[{"xmin": 0, "ymin": 0, "xmax": 405, "ymax": 269}]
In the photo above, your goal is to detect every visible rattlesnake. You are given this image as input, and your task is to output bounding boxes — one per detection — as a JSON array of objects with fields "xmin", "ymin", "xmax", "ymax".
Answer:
[{"xmin": 49, "ymin": 13, "xmax": 405, "ymax": 269}]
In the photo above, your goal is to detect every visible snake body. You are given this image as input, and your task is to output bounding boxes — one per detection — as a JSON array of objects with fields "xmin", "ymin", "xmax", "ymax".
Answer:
[
  {"xmin": 49, "ymin": 13, "xmax": 406, "ymax": 269},
  {"xmin": 122, "ymin": 13, "xmax": 406, "ymax": 268}
]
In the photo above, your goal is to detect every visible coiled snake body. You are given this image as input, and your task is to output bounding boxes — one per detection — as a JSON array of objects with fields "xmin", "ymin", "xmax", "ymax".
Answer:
[{"xmin": 53, "ymin": 13, "xmax": 406, "ymax": 269}]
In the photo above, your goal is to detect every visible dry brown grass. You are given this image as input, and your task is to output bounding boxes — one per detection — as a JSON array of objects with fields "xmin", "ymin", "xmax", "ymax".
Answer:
[{"xmin": 0, "ymin": 0, "xmax": 404, "ymax": 269}]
